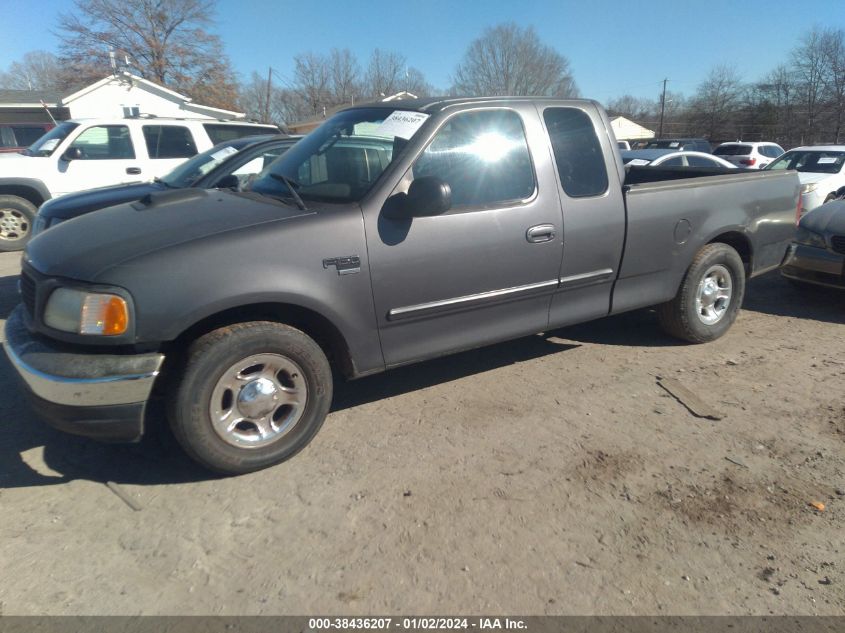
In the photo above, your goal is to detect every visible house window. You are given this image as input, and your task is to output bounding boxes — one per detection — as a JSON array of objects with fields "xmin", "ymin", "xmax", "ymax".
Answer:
[{"xmin": 122, "ymin": 106, "xmax": 140, "ymax": 117}]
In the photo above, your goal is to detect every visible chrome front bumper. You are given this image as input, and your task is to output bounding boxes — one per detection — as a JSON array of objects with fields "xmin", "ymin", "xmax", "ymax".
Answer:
[{"xmin": 3, "ymin": 305, "xmax": 165, "ymax": 440}]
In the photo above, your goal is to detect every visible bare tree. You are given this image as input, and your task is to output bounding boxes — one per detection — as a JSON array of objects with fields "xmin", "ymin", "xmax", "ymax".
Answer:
[
  {"xmin": 688, "ymin": 65, "xmax": 743, "ymax": 139},
  {"xmin": 0, "ymin": 51, "xmax": 62, "ymax": 91},
  {"xmin": 452, "ymin": 23, "xmax": 578, "ymax": 97},
  {"xmin": 293, "ymin": 52, "xmax": 331, "ymax": 116},
  {"xmin": 365, "ymin": 49, "xmax": 407, "ymax": 98},
  {"xmin": 57, "ymin": 0, "xmax": 239, "ymax": 109},
  {"xmin": 820, "ymin": 28, "xmax": 845, "ymax": 143},
  {"xmin": 792, "ymin": 27, "xmax": 830, "ymax": 143},
  {"xmin": 607, "ymin": 94, "xmax": 654, "ymax": 121},
  {"xmin": 405, "ymin": 67, "xmax": 435, "ymax": 97},
  {"xmin": 329, "ymin": 48, "xmax": 361, "ymax": 104}
]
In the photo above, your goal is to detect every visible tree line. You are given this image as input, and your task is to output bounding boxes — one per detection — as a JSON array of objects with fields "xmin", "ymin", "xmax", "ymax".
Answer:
[
  {"xmin": 1, "ymin": 0, "xmax": 841, "ymax": 146},
  {"xmin": 0, "ymin": 0, "xmax": 577, "ymax": 127},
  {"xmin": 609, "ymin": 27, "xmax": 845, "ymax": 147}
]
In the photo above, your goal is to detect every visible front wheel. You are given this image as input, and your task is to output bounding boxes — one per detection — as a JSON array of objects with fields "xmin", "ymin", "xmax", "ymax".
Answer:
[
  {"xmin": 168, "ymin": 321, "xmax": 333, "ymax": 474},
  {"xmin": 657, "ymin": 243, "xmax": 746, "ymax": 343},
  {"xmin": 0, "ymin": 195, "xmax": 37, "ymax": 252}
]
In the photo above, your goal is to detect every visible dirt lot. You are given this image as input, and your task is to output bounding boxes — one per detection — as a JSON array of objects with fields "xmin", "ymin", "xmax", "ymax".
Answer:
[{"xmin": 0, "ymin": 249, "xmax": 843, "ymax": 615}]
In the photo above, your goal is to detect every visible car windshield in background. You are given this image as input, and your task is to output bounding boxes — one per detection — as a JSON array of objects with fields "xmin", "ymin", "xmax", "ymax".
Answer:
[
  {"xmin": 714, "ymin": 145, "xmax": 753, "ymax": 156},
  {"xmin": 766, "ymin": 150, "xmax": 845, "ymax": 174},
  {"xmin": 645, "ymin": 140, "xmax": 686, "ymax": 149},
  {"xmin": 23, "ymin": 121, "xmax": 79, "ymax": 157},
  {"xmin": 159, "ymin": 137, "xmax": 259, "ymax": 188},
  {"xmin": 250, "ymin": 108, "xmax": 429, "ymax": 204}
]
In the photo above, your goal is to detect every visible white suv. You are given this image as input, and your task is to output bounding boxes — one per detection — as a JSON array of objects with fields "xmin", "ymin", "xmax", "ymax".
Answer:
[
  {"xmin": 713, "ymin": 141, "xmax": 784, "ymax": 169},
  {"xmin": 0, "ymin": 117, "xmax": 279, "ymax": 250}
]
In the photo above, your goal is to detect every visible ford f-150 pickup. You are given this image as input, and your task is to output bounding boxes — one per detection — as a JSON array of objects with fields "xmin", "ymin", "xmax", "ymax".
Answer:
[{"xmin": 3, "ymin": 97, "xmax": 801, "ymax": 474}]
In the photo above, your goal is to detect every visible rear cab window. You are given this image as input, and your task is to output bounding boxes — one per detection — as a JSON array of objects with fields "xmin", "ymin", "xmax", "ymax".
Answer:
[{"xmin": 543, "ymin": 107, "xmax": 609, "ymax": 198}]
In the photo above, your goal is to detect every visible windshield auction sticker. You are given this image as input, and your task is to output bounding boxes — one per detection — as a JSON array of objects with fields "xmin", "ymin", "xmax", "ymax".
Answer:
[
  {"xmin": 375, "ymin": 111, "xmax": 430, "ymax": 139},
  {"xmin": 210, "ymin": 146, "xmax": 239, "ymax": 161}
]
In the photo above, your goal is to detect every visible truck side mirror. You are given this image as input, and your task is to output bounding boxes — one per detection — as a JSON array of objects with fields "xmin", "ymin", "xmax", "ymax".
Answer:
[
  {"xmin": 61, "ymin": 147, "xmax": 83, "ymax": 161},
  {"xmin": 405, "ymin": 176, "xmax": 452, "ymax": 217}
]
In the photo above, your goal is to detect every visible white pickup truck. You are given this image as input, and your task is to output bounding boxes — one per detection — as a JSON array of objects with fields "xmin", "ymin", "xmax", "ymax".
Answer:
[{"xmin": 0, "ymin": 116, "xmax": 279, "ymax": 251}]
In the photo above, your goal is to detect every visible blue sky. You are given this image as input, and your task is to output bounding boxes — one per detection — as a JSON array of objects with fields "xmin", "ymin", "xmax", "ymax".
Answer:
[{"xmin": 3, "ymin": 0, "xmax": 843, "ymax": 104}]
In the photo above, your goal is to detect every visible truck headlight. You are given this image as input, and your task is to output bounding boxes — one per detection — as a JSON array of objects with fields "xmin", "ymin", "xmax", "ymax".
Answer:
[
  {"xmin": 794, "ymin": 226, "xmax": 827, "ymax": 249},
  {"xmin": 801, "ymin": 183, "xmax": 818, "ymax": 194},
  {"xmin": 44, "ymin": 288, "xmax": 129, "ymax": 335}
]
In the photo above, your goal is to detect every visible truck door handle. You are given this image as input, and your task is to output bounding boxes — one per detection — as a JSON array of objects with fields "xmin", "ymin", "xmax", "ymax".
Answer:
[
  {"xmin": 526, "ymin": 224, "xmax": 555, "ymax": 243},
  {"xmin": 126, "ymin": 167, "xmax": 142, "ymax": 175}
]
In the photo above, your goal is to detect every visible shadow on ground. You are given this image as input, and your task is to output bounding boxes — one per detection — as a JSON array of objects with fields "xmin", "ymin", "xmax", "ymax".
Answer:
[
  {"xmin": 743, "ymin": 271, "xmax": 845, "ymax": 325},
  {"xmin": 2, "ymin": 269, "xmax": 838, "ymax": 489},
  {"xmin": 0, "ymin": 333, "xmax": 581, "ymax": 489}
]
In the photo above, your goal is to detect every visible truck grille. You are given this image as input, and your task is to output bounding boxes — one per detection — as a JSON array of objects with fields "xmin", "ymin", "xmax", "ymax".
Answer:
[
  {"xmin": 832, "ymin": 235, "xmax": 845, "ymax": 255},
  {"xmin": 19, "ymin": 271, "xmax": 36, "ymax": 317}
]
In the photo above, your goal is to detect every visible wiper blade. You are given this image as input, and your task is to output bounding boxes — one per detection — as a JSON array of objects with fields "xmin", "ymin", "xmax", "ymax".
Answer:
[{"xmin": 269, "ymin": 173, "xmax": 307, "ymax": 211}]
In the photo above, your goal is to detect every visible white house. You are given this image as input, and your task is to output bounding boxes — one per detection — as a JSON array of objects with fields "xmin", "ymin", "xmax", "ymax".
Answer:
[
  {"xmin": 60, "ymin": 71, "xmax": 244, "ymax": 120},
  {"xmin": 610, "ymin": 116, "xmax": 654, "ymax": 141}
]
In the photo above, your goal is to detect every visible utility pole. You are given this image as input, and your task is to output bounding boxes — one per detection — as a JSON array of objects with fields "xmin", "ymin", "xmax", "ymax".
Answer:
[
  {"xmin": 264, "ymin": 66, "xmax": 272, "ymax": 124},
  {"xmin": 658, "ymin": 78, "xmax": 668, "ymax": 137}
]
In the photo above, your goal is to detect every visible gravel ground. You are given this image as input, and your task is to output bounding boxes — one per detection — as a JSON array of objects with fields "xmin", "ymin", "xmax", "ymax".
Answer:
[{"xmin": 0, "ymin": 249, "xmax": 843, "ymax": 615}]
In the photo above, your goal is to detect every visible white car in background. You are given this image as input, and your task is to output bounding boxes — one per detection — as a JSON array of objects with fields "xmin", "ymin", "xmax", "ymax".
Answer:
[
  {"xmin": 620, "ymin": 149, "xmax": 737, "ymax": 169},
  {"xmin": 713, "ymin": 141, "xmax": 784, "ymax": 169},
  {"xmin": 764, "ymin": 146, "xmax": 845, "ymax": 214},
  {"xmin": 0, "ymin": 117, "xmax": 279, "ymax": 250}
]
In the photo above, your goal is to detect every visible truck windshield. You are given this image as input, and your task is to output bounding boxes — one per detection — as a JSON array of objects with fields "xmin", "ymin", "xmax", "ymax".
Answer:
[
  {"xmin": 250, "ymin": 108, "xmax": 428, "ymax": 204},
  {"xmin": 23, "ymin": 121, "xmax": 79, "ymax": 157},
  {"xmin": 159, "ymin": 137, "xmax": 258, "ymax": 188},
  {"xmin": 765, "ymin": 150, "xmax": 845, "ymax": 174}
]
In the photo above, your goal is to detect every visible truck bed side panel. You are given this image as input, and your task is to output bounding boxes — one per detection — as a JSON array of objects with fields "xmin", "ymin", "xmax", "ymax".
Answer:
[{"xmin": 612, "ymin": 171, "xmax": 798, "ymax": 315}]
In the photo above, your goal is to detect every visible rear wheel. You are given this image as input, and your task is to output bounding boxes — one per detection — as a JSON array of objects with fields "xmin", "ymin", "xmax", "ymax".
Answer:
[
  {"xmin": 168, "ymin": 321, "xmax": 333, "ymax": 474},
  {"xmin": 657, "ymin": 243, "xmax": 745, "ymax": 343},
  {"xmin": 0, "ymin": 195, "xmax": 36, "ymax": 252}
]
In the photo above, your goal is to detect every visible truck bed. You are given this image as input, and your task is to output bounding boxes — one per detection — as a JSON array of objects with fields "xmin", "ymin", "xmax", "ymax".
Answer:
[{"xmin": 613, "ymin": 168, "xmax": 800, "ymax": 315}]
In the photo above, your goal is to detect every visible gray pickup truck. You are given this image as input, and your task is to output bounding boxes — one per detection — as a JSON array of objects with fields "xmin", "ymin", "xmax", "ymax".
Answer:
[{"xmin": 3, "ymin": 97, "xmax": 800, "ymax": 474}]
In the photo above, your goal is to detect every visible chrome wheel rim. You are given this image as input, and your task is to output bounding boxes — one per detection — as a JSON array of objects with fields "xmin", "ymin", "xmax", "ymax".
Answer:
[
  {"xmin": 0, "ymin": 208, "xmax": 29, "ymax": 241},
  {"xmin": 695, "ymin": 264, "xmax": 732, "ymax": 325},
  {"xmin": 209, "ymin": 353, "xmax": 308, "ymax": 449}
]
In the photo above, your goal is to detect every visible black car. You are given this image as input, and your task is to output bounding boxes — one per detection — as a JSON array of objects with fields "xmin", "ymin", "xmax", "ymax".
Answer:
[{"xmin": 32, "ymin": 134, "xmax": 299, "ymax": 234}]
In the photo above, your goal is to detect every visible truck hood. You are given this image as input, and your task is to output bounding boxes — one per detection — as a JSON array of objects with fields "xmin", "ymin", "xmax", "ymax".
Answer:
[
  {"xmin": 39, "ymin": 181, "xmax": 165, "ymax": 220},
  {"xmin": 800, "ymin": 199, "xmax": 845, "ymax": 234},
  {"xmin": 26, "ymin": 189, "xmax": 314, "ymax": 281},
  {"xmin": 0, "ymin": 152, "xmax": 45, "ymax": 175}
]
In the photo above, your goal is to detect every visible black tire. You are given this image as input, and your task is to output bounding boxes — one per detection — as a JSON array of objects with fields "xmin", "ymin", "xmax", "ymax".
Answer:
[
  {"xmin": 657, "ymin": 243, "xmax": 746, "ymax": 343},
  {"xmin": 0, "ymin": 195, "xmax": 36, "ymax": 252},
  {"xmin": 168, "ymin": 321, "xmax": 333, "ymax": 475}
]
